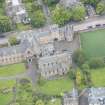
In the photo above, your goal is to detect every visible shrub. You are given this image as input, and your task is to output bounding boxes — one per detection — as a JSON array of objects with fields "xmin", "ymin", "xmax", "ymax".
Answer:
[
  {"xmin": 73, "ymin": 49, "xmax": 86, "ymax": 67},
  {"xmin": 89, "ymin": 58, "xmax": 105, "ymax": 69}
]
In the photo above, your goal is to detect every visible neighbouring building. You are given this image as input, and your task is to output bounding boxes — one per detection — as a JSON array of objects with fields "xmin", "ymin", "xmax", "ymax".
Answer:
[
  {"xmin": 38, "ymin": 52, "xmax": 72, "ymax": 79},
  {"xmin": 88, "ymin": 87, "xmax": 105, "ymax": 105},
  {"xmin": 5, "ymin": 0, "xmax": 29, "ymax": 23},
  {"xmin": 18, "ymin": 24, "xmax": 74, "ymax": 44},
  {"xmin": 40, "ymin": 43, "xmax": 55, "ymax": 57},
  {"xmin": 0, "ymin": 40, "xmax": 33, "ymax": 65},
  {"xmin": 85, "ymin": 5, "xmax": 96, "ymax": 18},
  {"xmin": 63, "ymin": 88, "xmax": 79, "ymax": 105}
]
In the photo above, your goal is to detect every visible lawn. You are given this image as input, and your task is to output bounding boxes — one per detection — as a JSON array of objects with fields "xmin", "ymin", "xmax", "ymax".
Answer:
[
  {"xmin": 16, "ymin": 23, "xmax": 32, "ymax": 31},
  {"xmin": 0, "ymin": 80, "xmax": 16, "ymax": 89},
  {"xmin": 80, "ymin": 29, "xmax": 105, "ymax": 59},
  {"xmin": 0, "ymin": 93, "xmax": 13, "ymax": 105},
  {"xmin": 0, "ymin": 63, "xmax": 26, "ymax": 77},
  {"xmin": 91, "ymin": 68, "xmax": 105, "ymax": 87},
  {"xmin": 36, "ymin": 77, "xmax": 73, "ymax": 95}
]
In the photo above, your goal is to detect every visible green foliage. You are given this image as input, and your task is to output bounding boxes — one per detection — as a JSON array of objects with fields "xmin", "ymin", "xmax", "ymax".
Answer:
[
  {"xmin": 68, "ymin": 69, "xmax": 76, "ymax": 81},
  {"xmin": 43, "ymin": 0, "xmax": 59, "ymax": 6},
  {"xmin": 52, "ymin": 5, "xmax": 72, "ymax": 26},
  {"xmin": 81, "ymin": 64, "xmax": 92, "ymax": 87},
  {"xmin": 0, "ymin": 16, "xmax": 12, "ymax": 33},
  {"xmin": 0, "ymin": 0, "xmax": 4, "ymax": 8},
  {"xmin": 96, "ymin": 1, "xmax": 105, "ymax": 15},
  {"xmin": 35, "ymin": 100, "xmax": 45, "ymax": 105},
  {"xmin": 22, "ymin": 0, "xmax": 33, "ymax": 3},
  {"xmin": 72, "ymin": 4, "xmax": 86, "ymax": 21},
  {"xmin": 73, "ymin": 49, "xmax": 86, "ymax": 67},
  {"xmin": 16, "ymin": 78, "xmax": 34, "ymax": 105},
  {"xmin": 89, "ymin": 58, "xmax": 105, "ymax": 69},
  {"xmin": 37, "ymin": 76, "xmax": 46, "ymax": 86},
  {"xmin": 9, "ymin": 36, "xmax": 19, "ymax": 46},
  {"xmin": 76, "ymin": 69, "xmax": 83, "ymax": 87},
  {"xmin": 31, "ymin": 10, "xmax": 46, "ymax": 28},
  {"xmin": 81, "ymin": 0, "xmax": 100, "ymax": 6}
]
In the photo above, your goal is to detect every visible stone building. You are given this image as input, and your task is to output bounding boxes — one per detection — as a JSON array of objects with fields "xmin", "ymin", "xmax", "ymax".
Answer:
[
  {"xmin": 0, "ymin": 40, "xmax": 33, "ymax": 65},
  {"xmin": 40, "ymin": 43, "xmax": 55, "ymax": 57},
  {"xmin": 0, "ymin": 24, "xmax": 73, "ymax": 78},
  {"xmin": 38, "ymin": 52, "xmax": 72, "ymax": 79},
  {"xmin": 18, "ymin": 24, "xmax": 74, "ymax": 44},
  {"xmin": 88, "ymin": 87, "xmax": 105, "ymax": 105},
  {"xmin": 63, "ymin": 88, "xmax": 79, "ymax": 105},
  {"xmin": 5, "ymin": 0, "xmax": 29, "ymax": 23}
]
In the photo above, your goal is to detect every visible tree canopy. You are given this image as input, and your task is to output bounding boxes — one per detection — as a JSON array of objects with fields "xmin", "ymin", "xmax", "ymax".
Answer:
[
  {"xmin": 52, "ymin": 5, "xmax": 72, "ymax": 26},
  {"xmin": 96, "ymin": 1, "xmax": 105, "ymax": 15},
  {"xmin": 72, "ymin": 4, "xmax": 86, "ymax": 21},
  {"xmin": 31, "ymin": 10, "xmax": 46, "ymax": 28},
  {"xmin": 0, "ymin": 16, "xmax": 12, "ymax": 33}
]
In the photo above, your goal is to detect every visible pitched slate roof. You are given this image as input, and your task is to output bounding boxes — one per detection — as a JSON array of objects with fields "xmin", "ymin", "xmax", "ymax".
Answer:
[{"xmin": 0, "ymin": 40, "xmax": 31, "ymax": 56}]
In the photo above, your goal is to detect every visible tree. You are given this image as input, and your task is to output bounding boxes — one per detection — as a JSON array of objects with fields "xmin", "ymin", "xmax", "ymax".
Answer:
[
  {"xmin": 52, "ymin": 5, "xmax": 72, "ymax": 26},
  {"xmin": 81, "ymin": 64, "xmax": 92, "ymax": 87},
  {"xmin": 43, "ymin": 0, "xmax": 59, "ymax": 6},
  {"xmin": 80, "ymin": 0, "xmax": 100, "ymax": 7},
  {"xmin": 76, "ymin": 69, "xmax": 82, "ymax": 87},
  {"xmin": 31, "ymin": 10, "xmax": 46, "ymax": 28},
  {"xmin": 0, "ymin": 16, "xmax": 12, "ymax": 33},
  {"xmin": 96, "ymin": 1, "xmax": 105, "ymax": 15},
  {"xmin": 69, "ymin": 69, "xmax": 76, "ymax": 81},
  {"xmin": 72, "ymin": 4, "xmax": 86, "ymax": 21},
  {"xmin": 22, "ymin": 0, "xmax": 33, "ymax": 3},
  {"xmin": 73, "ymin": 49, "xmax": 86, "ymax": 67},
  {"xmin": 0, "ymin": 0, "xmax": 4, "ymax": 7}
]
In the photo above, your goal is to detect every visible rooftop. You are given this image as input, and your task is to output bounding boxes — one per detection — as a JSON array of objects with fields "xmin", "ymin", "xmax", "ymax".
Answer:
[
  {"xmin": 12, "ymin": 0, "xmax": 19, "ymax": 6},
  {"xmin": 88, "ymin": 87, "xmax": 105, "ymax": 105}
]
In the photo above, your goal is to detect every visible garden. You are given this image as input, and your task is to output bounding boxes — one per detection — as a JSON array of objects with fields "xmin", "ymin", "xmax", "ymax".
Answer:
[{"xmin": 36, "ymin": 76, "xmax": 73, "ymax": 96}]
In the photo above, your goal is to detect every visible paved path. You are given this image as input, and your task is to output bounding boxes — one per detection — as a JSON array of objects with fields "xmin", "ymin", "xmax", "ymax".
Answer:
[{"xmin": 27, "ymin": 58, "xmax": 39, "ymax": 85}]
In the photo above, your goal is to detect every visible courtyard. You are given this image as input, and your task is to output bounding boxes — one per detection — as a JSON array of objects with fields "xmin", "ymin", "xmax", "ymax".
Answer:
[{"xmin": 80, "ymin": 29, "xmax": 105, "ymax": 59}]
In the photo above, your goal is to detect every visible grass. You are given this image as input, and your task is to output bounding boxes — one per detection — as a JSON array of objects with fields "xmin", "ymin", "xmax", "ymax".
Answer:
[
  {"xmin": 0, "ymin": 93, "xmax": 13, "ymax": 105},
  {"xmin": 0, "ymin": 80, "xmax": 16, "ymax": 89},
  {"xmin": 36, "ymin": 77, "xmax": 73, "ymax": 95},
  {"xmin": 0, "ymin": 8, "xmax": 4, "ymax": 15},
  {"xmin": 0, "ymin": 63, "xmax": 26, "ymax": 77},
  {"xmin": 91, "ymin": 68, "xmax": 105, "ymax": 87},
  {"xmin": 16, "ymin": 23, "xmax": 32, "ymax": 31},
  {"xmin": 80, "ymin": 29, "xmax": 105, "ymax": 59},
  {"xmin": 0, "ymin": 80, "xmax": 15, "ymax": 105}
]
